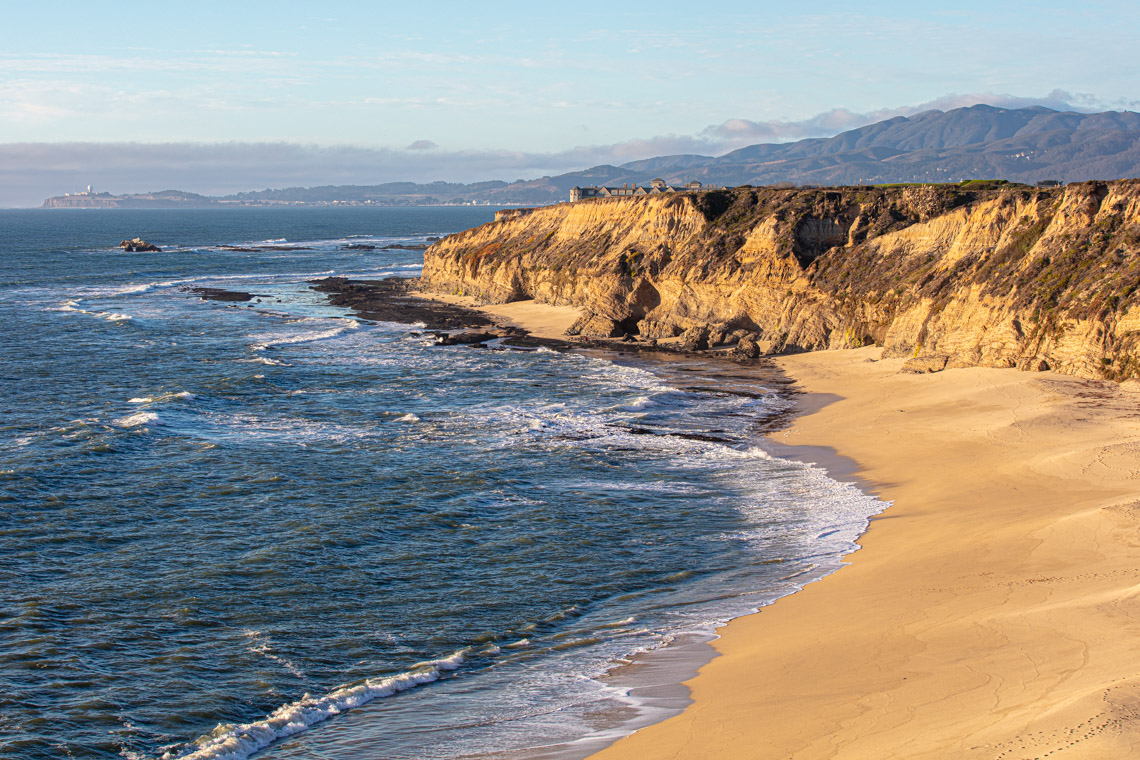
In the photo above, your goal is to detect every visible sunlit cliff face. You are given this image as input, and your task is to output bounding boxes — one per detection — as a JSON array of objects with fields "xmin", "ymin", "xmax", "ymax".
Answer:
[{"xmin": 424, "ymin": 181, "xmax": 1140, "ymax": 381}]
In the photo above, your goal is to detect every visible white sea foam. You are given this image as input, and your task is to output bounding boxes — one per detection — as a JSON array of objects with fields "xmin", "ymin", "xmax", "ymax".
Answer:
[
  {"xmin": 395, "ymin": 413, "xmax": 420, "ymax": 423},
  {"xmin": 113, "ymin": 411, "xmax": 160, "ymax": 429},
  {"xmin": 128, "ymin": 391, "xmax": 195, "ymax": 404},
  {"xmin": 249, "ymin": 319, "xmax": 360, "ymax": 351},
  {"xmin": 51, "ymin": 299, "xmax": 133, "ymax": 322},
  {"xmin": 243, "ymin": 630, "xmax": 306, "ymax": 680},
  {"xmin": 115, "ymin": 282, "xmax": 170, "ymax": 295},
  {"xmin": 193, "ymin": 410, "xmax": 375, "ymax": 445},
  {"xmin": 168, "ymin": 650, "xmax": 468, "ymax": 760}
]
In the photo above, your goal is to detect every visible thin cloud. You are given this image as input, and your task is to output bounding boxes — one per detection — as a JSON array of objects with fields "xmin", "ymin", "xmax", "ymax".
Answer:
[{"xmin": 696, "ymin": 91, "xmax": 1097, "ymax": 149}]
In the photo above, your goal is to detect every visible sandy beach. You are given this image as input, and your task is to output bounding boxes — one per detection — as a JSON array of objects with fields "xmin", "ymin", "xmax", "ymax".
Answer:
[
  {"xmin": 413, "ymin": 292, "xmax": 583, "ymax": 341},
  {"xmin": 589, "ymin": 347, "xmax": 1140, "ymax": 759},
  {"xmin": 415, "ymin": 293, "xmax": 1140, "ymax": 758}
]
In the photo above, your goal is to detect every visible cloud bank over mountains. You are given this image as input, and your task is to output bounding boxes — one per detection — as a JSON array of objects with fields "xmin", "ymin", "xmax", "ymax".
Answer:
[{"xmin": 2, "ymin": 92, "xmax": 1132, "ymax": 207}]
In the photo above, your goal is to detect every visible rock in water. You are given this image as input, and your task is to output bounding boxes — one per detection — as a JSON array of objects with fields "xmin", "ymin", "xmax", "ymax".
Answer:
[
  {"xmin": 119, "ymin": 237, "xmax": 161, "ymax": 252},
  {"xmin": 436, "ymin": 331, "xmax": 499, "ymax": 346}
]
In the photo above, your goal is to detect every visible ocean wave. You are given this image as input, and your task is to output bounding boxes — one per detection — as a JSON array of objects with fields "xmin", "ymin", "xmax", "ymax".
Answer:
[
  {"xmin": 168, "ymin": 649, "xmax": 468, "ymax": 760},
  {"xmin": 190, "ymin": 410, "xmax": 376, "ymax": 445},
  {"xmin": 128, "ymin": 391, "xmax": 195, "ymax": 404},
  {"xmin": 51, "ymin": 299, "xmax": 134, "ymax": 322},
  {"xmin": 622, "ymin": 395, "xmax": 655, "ymax": 411},
  {"xmin": 249, "ymin": 319, "xmax": 361, "ymax": 351},
  {"xmin": 113, "ymin": 411, "xmax": 160, "ymax": 429}
]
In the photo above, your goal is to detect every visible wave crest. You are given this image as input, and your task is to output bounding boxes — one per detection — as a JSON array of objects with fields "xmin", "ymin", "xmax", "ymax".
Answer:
[{"xmin": 168, "ymin": 650, "xmax": 467, "ymax": 760}]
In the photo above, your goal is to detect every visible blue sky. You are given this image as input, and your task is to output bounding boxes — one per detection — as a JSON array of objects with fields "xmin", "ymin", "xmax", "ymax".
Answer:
[{"xmin": 1, "ymin": 1, "xmax": 1137, "ymax": 204}]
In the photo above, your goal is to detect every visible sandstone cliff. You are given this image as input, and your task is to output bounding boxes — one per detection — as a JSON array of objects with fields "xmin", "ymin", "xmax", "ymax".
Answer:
[{"xmin": 421, "ymin": 180, "xmax": 1140, "ymax": 380}]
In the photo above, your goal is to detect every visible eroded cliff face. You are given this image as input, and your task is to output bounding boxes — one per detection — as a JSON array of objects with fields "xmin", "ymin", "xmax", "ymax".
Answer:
[{"xmin": 421, "ymin": 181, "xmax": 1140, "ymax": 380}]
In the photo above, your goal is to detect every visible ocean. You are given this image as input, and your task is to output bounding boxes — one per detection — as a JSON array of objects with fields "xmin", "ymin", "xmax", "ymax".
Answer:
[{"xmin": 0, "ymin": 207, "xmax": 883, "ymax": 760}]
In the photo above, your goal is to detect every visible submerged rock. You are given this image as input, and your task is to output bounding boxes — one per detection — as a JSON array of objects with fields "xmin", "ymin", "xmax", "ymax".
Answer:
[
  {"xmin": 184, "ymin": 286, "xmax": 264, "ymax": 302},
  {"xmin": 435, "ymin": 331, "xmax": 499, "ymax": 346}
]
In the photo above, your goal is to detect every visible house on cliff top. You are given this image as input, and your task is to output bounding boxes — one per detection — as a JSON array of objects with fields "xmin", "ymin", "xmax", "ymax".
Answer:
[{"xmin": 570, "ymin": 178, "xmax": 709, "ymax": 202}]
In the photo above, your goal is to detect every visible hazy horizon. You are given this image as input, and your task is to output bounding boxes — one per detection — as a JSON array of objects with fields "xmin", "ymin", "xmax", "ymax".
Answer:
[{"xmin": 3, "ymin": 1, "xmax": 1139, "ymax": 206}]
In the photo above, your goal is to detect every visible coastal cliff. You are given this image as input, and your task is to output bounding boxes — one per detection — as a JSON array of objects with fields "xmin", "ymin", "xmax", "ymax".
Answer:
[{"xmin": 421, "ymin": 180, "xmax": 1140, "ymax": 380}]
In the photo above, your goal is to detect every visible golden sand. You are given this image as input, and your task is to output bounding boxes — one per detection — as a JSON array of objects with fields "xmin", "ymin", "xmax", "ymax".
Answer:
[{"xmin": 413, "ymin": 292, "xmax": 582, "ymax": 341}]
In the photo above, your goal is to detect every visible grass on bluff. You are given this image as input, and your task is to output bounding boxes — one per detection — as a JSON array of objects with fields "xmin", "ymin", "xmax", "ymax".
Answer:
[{"xmin": 871, "ymin": 179, "xmax": 1013, "ymax": 189}]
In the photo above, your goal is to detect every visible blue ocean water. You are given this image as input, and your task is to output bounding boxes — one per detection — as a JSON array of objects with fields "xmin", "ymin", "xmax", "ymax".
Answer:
[{"xmin": 0, "ymin": 207, "xmax": 882, "ymax": 760}]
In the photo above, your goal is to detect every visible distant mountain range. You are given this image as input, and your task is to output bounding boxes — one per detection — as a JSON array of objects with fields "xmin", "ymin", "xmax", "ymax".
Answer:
[{"xmin": 42, "ymin": 105, "xmax": 1140, "ymax": 208}]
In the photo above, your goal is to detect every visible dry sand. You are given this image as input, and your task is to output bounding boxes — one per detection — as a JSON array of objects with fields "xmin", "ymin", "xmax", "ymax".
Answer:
[
  {"xmin": 414, "ymin": 292, "xmax": 583, "ymax": 341},
  {"xmin": 590, "ymin": 347, "xmax": 1140, "ymax": 760}
]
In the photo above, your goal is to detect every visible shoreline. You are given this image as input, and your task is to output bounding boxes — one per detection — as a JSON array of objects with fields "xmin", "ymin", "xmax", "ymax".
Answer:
[
  {"xmin": 590, "ymin": 347, "xmax": 1140, "ymax": 759},
  {"xmin": 409, "ymin": 290, "xmax": 1140, "ymax": 758},
  {"xmin": 401, "ymin": 290, "xmax": 876, "ymax": 759}
]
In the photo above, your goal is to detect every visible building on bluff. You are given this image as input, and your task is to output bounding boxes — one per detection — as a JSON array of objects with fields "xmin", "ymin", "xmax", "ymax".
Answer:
[{"xmin": 570, "ymin": 177, "xmax": 711, "ymax": 202}]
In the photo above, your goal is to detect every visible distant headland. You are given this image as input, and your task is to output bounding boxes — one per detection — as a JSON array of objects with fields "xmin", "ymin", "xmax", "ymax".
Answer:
[
  {"xmin": 40, "ymin": 105, "xmax": 1140, "ymax": 209},
  {"xmin": 40, "ymin": 187, "xmax": 501, "ymax": 209}
]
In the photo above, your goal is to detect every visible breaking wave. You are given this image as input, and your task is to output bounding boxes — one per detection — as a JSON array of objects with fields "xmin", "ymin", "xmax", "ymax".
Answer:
[{"xmin": 168, "ymin": 650, "xmax": 469, "ymax": 760}]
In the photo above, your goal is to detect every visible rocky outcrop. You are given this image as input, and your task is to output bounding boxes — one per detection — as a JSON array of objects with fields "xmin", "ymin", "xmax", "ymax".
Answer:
[
  {"xmin": 119, "ymin": 237, "xmax": 161, "ymax": 252},
  {"xmin": 421, "ymin": 181, "xmax": 1140, "ymax": 380}
]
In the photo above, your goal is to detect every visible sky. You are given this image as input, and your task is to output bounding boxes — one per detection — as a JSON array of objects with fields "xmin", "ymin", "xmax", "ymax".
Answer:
[{"xmin": 1, "ymin": 0, "xmax": 1138, "ymax": 206}]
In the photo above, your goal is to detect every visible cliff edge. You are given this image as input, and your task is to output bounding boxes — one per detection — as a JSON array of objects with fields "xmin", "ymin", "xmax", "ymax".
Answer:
[{"xmin": 421, "ymin": 181, "xmax": 1140, "ymax": 380}]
